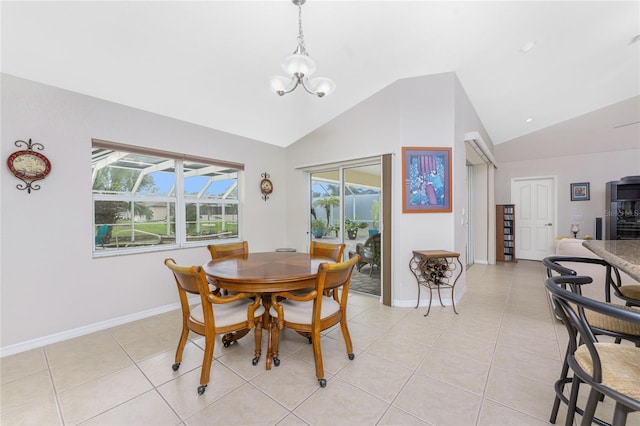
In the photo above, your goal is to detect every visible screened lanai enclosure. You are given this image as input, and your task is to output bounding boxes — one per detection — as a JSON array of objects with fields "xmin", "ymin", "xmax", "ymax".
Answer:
[
  {"xmin": 92, "ymin": 142, "xmax": 241, "ymax": 254},
  {"xmin": 310, "ymin": 163, "xmax": 382, "ymax": 296}
]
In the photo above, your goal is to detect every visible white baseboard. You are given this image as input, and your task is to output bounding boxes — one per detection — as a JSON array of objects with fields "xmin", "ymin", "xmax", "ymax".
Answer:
[
  {"xmin": 473, "ymin": 259, "xmax": 489, "ymax": 264},
  {"xmin": 394, "ymin": 286, "xmax": 467, "ymax": 309},
  {"xmin": 0, "ymin": 301, "xmax": 185, "ymax": 358}
]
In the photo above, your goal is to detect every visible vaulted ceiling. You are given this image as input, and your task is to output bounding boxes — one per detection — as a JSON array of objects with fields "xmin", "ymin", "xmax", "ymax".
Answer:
[{"xmin": 2, "ymin": 1, "xmax": 638, "ymax": 148}]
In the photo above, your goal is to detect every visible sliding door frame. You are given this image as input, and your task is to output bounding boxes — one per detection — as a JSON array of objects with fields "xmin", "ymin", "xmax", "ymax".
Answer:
[{"xmin": 302, "ymin": 155, "xmax": 392, "ymax": 305}]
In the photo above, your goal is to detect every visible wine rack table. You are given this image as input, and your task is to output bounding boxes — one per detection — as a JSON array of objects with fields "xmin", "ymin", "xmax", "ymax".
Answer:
[{"xmin": 409, "ymin": 250, "xmax": 463, "ymax": 316}]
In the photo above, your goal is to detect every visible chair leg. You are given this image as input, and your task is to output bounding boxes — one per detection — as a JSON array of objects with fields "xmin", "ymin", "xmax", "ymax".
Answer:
[
  {"xmin": 172, "ymin": 323, "xmax": 190, "ymax": 371},
  {"xmin": 550, "ymin": 348, "xmax": 571, "ymax": 424},
  {"xmin": 580, "ymin": 388, "xmax": 601, "ymax": 426},
  {"xmin": 612, "ymin": 403, "xmax": 630, "ymax": 426},
  {"xmin": 311, "ymin": 329, "xmax": 326, "ymax": 387},
  {"xmin": 339, "ymin": 316, "xmax": 355, "ymax": 361},
  {"xmin": 198, "ymin": 333, "xmax": 215, "ymax": 395},
  {"xmin": 252, "ymin": 320, "xmax": 262, "ymax": 366},
  {"xmin": 565, "ymin": 375, "xmax": 581, "ymax": 426},
  {"xmin": 270, "ymin": 321, "xmax": 281, "ymax": 367}
]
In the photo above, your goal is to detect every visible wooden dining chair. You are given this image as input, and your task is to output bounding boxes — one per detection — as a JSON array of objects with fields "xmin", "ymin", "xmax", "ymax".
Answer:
[
  {"xmin": 164, "ymin": 258, "xmax": 264, "ymax": 395},
  {"xmin": 207, "ymin": 240, "xmax": 249, "ymax": 260},
  {"xmin": 546, "ymin": 275, "xmax": 640, "ymax": 426},
  {"xmin": 309, "ymin": 241, "xmax": 345, "ymax": 262},
  {"xmin": 269, "ymin": 254, "xmax": 360, "ymax": 387},
  {"xmin": 206, "ymin": 241, "xmax": 249, "ymax": 295}
]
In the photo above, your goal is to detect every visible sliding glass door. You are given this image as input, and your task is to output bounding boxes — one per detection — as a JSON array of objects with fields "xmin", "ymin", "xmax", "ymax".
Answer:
[
  {"xmin": 310, "ymin": 170, "xmax": 342, "ymax": 243},
  {"xmin": 309, "ymin": 162, "xmax": 381, "ymax": 296}
]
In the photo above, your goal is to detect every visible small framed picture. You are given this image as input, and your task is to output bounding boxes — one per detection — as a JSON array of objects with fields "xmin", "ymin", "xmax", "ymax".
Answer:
[
  {"xmin": 402, "ymin": 147, "xmax": 452, "ymax": 213},
  {"xmin": 570, "ymin": 182, "xmax": 590, "ymax": 201}
]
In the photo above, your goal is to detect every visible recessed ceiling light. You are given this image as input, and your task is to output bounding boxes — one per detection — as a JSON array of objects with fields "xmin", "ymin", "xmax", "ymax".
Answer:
[
  {"xmin": 520, "ymin": 41, "xmax": 537, "ymax": 53},
  {"xmin": 525, "ymin": 117, "xmax": 534, "ymax": 123}
]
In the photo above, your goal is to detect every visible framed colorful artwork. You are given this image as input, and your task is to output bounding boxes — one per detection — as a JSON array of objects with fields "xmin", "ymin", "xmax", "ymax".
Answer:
[
  {"xmin": 402, "ymin": 147, "xmax": 452, "ymax": 213},
  {"xmin": 570, "ymin": 182, "xmax": 590, "ymax": 201}
]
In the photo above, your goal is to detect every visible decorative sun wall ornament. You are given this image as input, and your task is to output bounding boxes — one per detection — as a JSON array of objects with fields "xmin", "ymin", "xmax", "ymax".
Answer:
[{"xmin": 261, "ymin": 172, "xmax": 273, "ymax": 201}]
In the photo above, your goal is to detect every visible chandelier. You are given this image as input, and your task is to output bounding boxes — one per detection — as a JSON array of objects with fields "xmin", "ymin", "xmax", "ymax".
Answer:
[{"xmin": 268, "ymin": 0, "xmax": 335, "ymax": 97}]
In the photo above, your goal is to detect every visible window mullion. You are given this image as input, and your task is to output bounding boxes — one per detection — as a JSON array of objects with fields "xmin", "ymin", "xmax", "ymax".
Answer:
[{"xmin": 175, "ymin": 160, "xmax": 185, "ymax": 244}]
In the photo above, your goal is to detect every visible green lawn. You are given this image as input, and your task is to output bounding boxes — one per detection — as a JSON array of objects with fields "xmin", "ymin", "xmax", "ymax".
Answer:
[{"xmin": 114, "ymin": 221, "xmax": 238, "ymax": 236}]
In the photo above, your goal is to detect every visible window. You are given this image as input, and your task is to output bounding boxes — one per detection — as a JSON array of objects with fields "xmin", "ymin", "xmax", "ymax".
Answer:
[{"xmin": 92, "ymin": 141, "xmax": 242, "ymax": 255}]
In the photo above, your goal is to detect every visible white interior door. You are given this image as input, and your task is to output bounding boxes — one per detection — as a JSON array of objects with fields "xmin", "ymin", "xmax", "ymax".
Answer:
[{"xmin": 511, "ymin": 177, "xmax": 556, "ymax": 260}]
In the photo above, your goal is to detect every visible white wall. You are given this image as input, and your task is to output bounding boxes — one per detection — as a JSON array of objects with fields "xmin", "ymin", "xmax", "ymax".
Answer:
[
  {"xmin": 495, "ymin": 149, "xmax": 640, "ymax": 239},
  {"xmin": 494, "ymin": 96, "xmax": 640, "ymax": 239},
  {"xmin": 1, "ymin": 74, "xmax": 287, "ymax": 352},
  {"xmin": 286, "ymin": 72, "xmax": 492, "ymax": 305}
]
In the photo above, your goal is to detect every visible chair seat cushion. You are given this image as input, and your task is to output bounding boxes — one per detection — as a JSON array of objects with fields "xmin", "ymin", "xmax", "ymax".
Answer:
[
  {"xmin": 575, "ymin": 342, "xmax": 640, "ymax": 400},
  {"xmin": 582, "ymin": 304, "xmax": 640, "ymax": 337},
  {"xmin": 269, "ymin": 296, "xmax": 340, "ymax": 324},
  {"xmin": 620, "ymin": 285, "xmax": 640, "ymax": 302},
  {"xmin": 190, "ymin": 300, "xmax": 265, "ymax": 328}
]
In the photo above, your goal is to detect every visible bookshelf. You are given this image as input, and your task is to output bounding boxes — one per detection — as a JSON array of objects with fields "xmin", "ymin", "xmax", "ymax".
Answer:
[{"xmin": 496, "ymin": 204, "xmax": 516, "ymax": 262}]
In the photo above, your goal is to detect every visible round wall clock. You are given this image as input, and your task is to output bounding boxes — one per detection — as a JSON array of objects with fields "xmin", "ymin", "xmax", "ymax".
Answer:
[{"xmin": 7, "ymin": 139, "xmax": 51, "ymax": 193}]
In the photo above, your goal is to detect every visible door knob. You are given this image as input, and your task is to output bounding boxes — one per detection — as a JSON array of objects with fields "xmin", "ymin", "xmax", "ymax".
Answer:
[{"xmin": 545, "ymin": 223, "xmax": 552, "ymax": 226}]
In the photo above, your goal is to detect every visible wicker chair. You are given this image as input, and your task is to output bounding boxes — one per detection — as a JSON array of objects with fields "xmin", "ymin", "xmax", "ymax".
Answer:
[
  {"xmin": 544, "ymin": 256, "xmax": 640, "ymax": 425},
  {"xmin": 546, "ymin": 274, "xmax": 640, "ymax": 426},
  {"xmin": 349, "ymin": 232, "xmax": 380, "ymax": 276}
]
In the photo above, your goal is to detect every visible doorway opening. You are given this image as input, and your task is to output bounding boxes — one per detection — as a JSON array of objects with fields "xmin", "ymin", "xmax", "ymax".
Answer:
[
  {"xmin": 511, "ymin": 176, "xmax": 557, "ymax": 260},
  {"xmin": 309, "ymin": 163, "xmax": 382, "ymax": 297},
  {"xmin": 464, "ymin": 132, "xmax": 497, "ymax": 265}
]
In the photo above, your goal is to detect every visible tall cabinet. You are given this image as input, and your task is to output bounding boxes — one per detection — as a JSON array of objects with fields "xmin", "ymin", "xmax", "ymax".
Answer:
[
  {"xmin": 496, "ymin": 204, "xmax": 516, "ymax": 262},
  {"xmin": 606, "ymin": 176, "xmax": 640, "ymax": 240}
]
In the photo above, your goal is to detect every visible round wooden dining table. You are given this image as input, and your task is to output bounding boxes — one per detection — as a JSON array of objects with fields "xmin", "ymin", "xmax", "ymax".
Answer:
[{"xmin": 202, "ymin": 251, "xmax": 334, "ymax": 369}]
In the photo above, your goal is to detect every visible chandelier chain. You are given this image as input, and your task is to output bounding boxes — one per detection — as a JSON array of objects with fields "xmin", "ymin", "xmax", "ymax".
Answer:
[{"xmin": 296, "ymin": 4, "xmax": 308, "ymax": 56}]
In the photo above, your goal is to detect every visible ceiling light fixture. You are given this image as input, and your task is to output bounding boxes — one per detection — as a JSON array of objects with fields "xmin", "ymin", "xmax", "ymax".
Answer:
[
  {"xmin": 520, "ymin": 41, "xmax": 536, "ymax": 53},
  {"xmin": 269, "ymin": 0, "xmax": 335, "ymax": 98},
  {"xmin": 525, "ymin": 117, "xmax": 534, "ymax": 123}
]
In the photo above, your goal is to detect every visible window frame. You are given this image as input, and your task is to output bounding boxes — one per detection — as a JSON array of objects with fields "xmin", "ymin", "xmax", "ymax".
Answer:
[{"xmin": 92, "ymin": 140, "xmax": 243, "ymax": 257}]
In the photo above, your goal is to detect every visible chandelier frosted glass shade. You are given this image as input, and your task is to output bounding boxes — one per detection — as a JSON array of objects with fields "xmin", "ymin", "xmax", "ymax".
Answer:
[
  {"xmin": 268, "ymin": 76, "xmax": 294, "ymax": 94},
  {"xmin": 282, "ymin": 53, "xmax": 317, "ymax": 77},
  {"xmin": 308, "ymin": 77, "xmax": 335, "ymax": 96},
  {"xmin": 268, "ymin": 73, "xmax": 335, "ymax": 97}
]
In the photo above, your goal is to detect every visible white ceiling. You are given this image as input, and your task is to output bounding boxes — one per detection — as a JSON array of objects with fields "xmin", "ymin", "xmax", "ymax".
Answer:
[{"xmin": 2, "ymin": 1, "xmax": 639, "ymax": 148}]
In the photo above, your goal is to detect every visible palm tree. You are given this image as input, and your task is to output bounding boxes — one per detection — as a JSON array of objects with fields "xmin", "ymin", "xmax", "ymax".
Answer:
[
  {"xmin": 93, "ymin": 167, "xmax": 156, "ymax": 224},
  {"xmin": 313, "ymin": 196, "xmax": 340, "ymax": 227}
]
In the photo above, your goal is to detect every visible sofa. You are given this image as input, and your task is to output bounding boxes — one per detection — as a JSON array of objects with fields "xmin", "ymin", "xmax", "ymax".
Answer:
[{"xmin": 551, "ymin": 238, "xmax": 636, "ymax": 303}]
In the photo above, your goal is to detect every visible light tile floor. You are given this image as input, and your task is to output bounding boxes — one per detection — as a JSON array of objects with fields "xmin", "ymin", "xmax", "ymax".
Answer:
[{"xmin": 2, "ymin": 260, "xmax": 639, "ymax": 425}]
